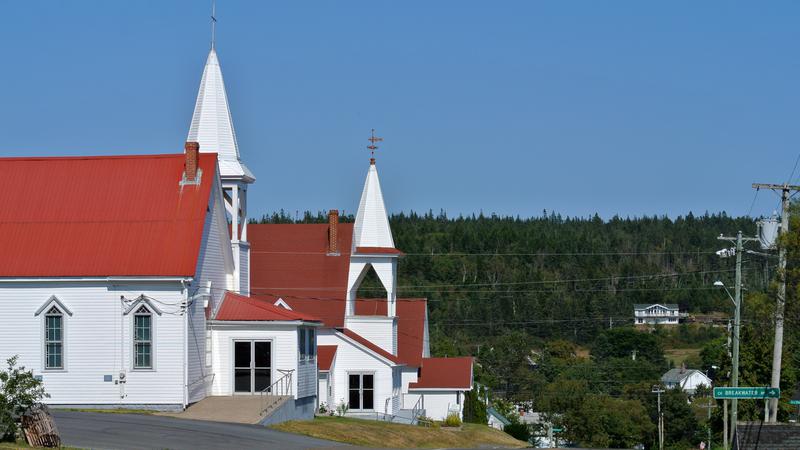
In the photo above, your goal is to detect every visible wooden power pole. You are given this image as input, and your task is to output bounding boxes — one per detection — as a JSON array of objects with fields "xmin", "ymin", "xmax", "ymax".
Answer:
[{"xmin": 752, "ymin": 183, "xmax": 800, "ymax": 422}]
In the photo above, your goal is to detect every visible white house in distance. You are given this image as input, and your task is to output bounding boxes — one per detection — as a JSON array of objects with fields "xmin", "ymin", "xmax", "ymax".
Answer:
[
  {"xmin": 634, "ymin": 303, "xmax": 681, "ymax": 326},
  {"xmin": 0, "ymin": 39, "xmax": 473, "ymax": 423},
  {"xmin": 661, "ymin": 367, "xmax": 712, "ymax": 395}
]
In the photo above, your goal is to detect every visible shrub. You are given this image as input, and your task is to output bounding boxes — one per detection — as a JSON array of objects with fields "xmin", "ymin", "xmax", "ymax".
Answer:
[
  {"xmin": 503, "ymin": 422, "xmax": 531, "ymax": 442},
  {"xmin": 0, "ymin": 356, "xmax": 49, "ymax": 441},
  {"xmin": 335, "ymin": 399, "xmax": 349, "ymax": 417},
  {"xmin": 462, "ymin": 389, "xmax": 488, "ymax": 424},
  {"xmin": 318, "ymin": 402, "xmax": 329, "ymax": 415},
  {"xmin": 442, "ymin": 413, "xmax": 462, "ymax": 427},
  {"xmin": 416, "ymin": 416, "xmax": 439, "ymax": 428}
]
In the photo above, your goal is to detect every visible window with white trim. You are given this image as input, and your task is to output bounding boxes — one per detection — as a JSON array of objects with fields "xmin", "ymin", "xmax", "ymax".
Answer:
[
  {"xmin": 308, "ymin": 328, "xmax": 316, "ymax": 360},
  {"xmin": 348, "ymin": 373, "xmax": 374, "ymax": 411},
  {"xmin": 298, "ymin": 328, "xmax": 307, "ymax": 360},
  {"xmin": 44, "ymin": 306, "xmax": 63, "ymax": 370},
  {"xmin": 133, "ymin": 306, "xmax": 153, "ymax": 369}
]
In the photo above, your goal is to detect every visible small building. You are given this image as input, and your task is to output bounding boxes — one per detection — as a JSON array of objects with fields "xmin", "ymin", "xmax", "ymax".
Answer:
[
  {"xmin": 634, "ymin": 303, "xmax": 680, "ymax": 326},
  {"xmin": 487, "ymin": 407, "xmax": 511, "ymax": 431},
  {"xmin": 733, "ymin": 422, "xmax": 800, "ymax": 450},
  {"xmin": 661, "ymin": 367, "xmax": 711, "ymax": 394}
]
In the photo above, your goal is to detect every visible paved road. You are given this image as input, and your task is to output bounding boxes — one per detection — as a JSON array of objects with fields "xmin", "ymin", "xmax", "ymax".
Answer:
[{"xmin": 54, "ymin": 411, "xmax": 349, "ymax": 450}]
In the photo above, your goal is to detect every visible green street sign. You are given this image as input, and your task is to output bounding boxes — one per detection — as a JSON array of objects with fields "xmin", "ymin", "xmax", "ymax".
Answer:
[
  {"xmin": 790, "ymin": 400, "xmax": 800, "ymax": 405},
  {"xmin": 713, "ymin": 387, "xmax": 780, "ymax": 399},
  {"xmin": 552, "ymin": 427, "xmax": 563, "ymax": 433}
]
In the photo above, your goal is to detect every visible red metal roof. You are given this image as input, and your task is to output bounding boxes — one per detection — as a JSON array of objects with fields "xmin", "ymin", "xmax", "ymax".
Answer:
[
  {"xmin": 248, "ymin": 223, "xmax": 428, "ymax": 367},
  {"xmin": 317, "ymin": 345, "xmax": 337, "ymax": 371},
  {"xmin": 0, "ymin": 153, "xmax": 217, "ymax": 277},
  {"xmin": 409, "ymin": 357, "xmax": 474, "ymax": 390},
  {"xmin": 214, "ymin": 291, "xmax": 321, "ymax": 322},
  {"xmin": 342, "ymin": 328, "xmax": 403, "ymax": 365},
  {"xmin": 355, "ymin": 247, "xmax": 405, "ymax": 256}
]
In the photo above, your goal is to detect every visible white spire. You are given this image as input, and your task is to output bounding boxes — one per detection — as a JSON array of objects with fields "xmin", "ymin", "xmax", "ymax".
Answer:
[
  {"xmin": 187, "ymin": 48, "xmax": 254, "ymax": 181},
  {"xmin": 353, "ymin": 161, "xmax": 395, "ymax": 248}
]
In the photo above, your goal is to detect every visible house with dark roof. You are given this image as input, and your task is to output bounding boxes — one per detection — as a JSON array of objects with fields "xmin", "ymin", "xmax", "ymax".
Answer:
[
  {"xmin": 733, "ymin": 422, "xmax": 800, "ymax": 450},
  {"xmin": 661, "ymin": 366, "xmax": 712, "ymax": 394}
]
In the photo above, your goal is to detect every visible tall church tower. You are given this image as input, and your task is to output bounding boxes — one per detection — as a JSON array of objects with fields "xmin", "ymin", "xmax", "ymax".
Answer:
[
  {"xmin": 344, "ymin": 132, "xmax": 403, "ymax": 355},
  {"xmin": 187, "ymin": 45, "xmax": 255, "ymax": 296}
]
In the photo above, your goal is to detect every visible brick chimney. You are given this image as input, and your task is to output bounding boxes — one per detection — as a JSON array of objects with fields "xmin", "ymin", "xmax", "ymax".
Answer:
[
  {"xmin": 327, "ymin": 209, "xmax": 339, "ymax": 255},
  {"xmin": 184, "ymin": 141, "xmax": 200, "ymax": 182}
]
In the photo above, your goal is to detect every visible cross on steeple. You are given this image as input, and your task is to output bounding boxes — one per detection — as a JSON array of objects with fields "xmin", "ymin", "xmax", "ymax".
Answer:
[
  {"xmin": 367, "ymin": 129, "xmax": 383, "ymax": 164},
  {"xmin": 210, "ymin": 0, "xmax": 217, "ymax": 50}
]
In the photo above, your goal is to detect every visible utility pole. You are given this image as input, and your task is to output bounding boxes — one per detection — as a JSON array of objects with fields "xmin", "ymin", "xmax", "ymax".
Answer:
[
  {"xmin": 652, "ymin": 385, "xmax": 665, "ymax": 450},
  {"xmin": 717, "ymin": 231, "xmax": 758, "ymax": 441},
  {"xmin": 752, "ymin": 183, "xmax": 800, "ymax": 422}
]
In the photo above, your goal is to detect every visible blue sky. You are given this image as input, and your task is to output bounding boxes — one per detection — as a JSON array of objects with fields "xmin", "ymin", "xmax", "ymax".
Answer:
[{"xmin": 1, "ymin": 1, "xmax": 798, "ymax": 220}]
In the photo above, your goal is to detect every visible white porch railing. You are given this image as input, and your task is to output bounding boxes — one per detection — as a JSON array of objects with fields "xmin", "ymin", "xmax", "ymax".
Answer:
[{"xmin": 260, "ymin": 369, "xmax": 294, "ymax": 414}]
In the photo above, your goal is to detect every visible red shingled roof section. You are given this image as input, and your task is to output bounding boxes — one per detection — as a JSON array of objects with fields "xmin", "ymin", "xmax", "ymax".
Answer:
[
  {"xmin": 0, "ymin": 153, "xmax": 217, "ymax": 277},
  {"xmin": 409, "ymin": 357, "xmax": 474, "ymax": 390},
  {"xmin": 317, "ymin": 345, "xmax": 337, "ymax": 371},
  {"xmin": 215, "ymin": 291, "xmax": 322, "ymax": 322},
  {"xmin": 248, "ymin": 223, "xmax": 427, "ymax": 367},
  {"xmin": 355, "ymin": 247, "xmax": 405, "ymax": 255},
  {"xmin": 342, "ymin": 328, "xmax": 403, "ymax": 365}
]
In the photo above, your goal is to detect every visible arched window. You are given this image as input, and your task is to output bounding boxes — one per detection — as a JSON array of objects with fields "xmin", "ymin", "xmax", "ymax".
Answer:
[
  {"xmin": 133, "ymin": 306, "xmax": 153, "ymax": 369},
  {"xmin": 44, "ymin": 306, "xmax": 63, "ymax": 370}
]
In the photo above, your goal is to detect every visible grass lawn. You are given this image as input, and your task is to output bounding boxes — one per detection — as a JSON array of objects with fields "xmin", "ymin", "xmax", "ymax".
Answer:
[
  {"xmin": 272, "ymin": 416, "xmax": 527, "ymax": 448},
  {"xmin": 664, "ymin": 347, "xmax": 702, "ymax": 367}
]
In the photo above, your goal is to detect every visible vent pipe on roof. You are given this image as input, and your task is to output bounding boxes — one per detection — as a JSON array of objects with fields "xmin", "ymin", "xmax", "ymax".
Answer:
[
  {"xmin": 328, "ymin": 209, "xmax": 339, "ymax": 255},
  {"xmin": 184, "ymin": 142, "xmax": 200, "ymax": 182}
]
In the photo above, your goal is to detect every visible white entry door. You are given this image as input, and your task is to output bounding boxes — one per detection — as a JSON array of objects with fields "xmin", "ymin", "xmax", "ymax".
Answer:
[{"xmin": 233, "ymin": 340, "xmax": 271, "ymax": 394}]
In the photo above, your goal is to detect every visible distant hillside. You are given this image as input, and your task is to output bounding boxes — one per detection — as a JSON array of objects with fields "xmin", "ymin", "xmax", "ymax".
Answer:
[{"xmin": 256, "ymin": 210, "xmax": 761, "ymax": 346}]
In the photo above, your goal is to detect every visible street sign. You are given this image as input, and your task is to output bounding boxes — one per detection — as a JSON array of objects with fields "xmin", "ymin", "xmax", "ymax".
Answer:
[
  {"xmin": 713, "ymin": 387, "xmax": 780, "ymax": 399},
  {"xmin": 789, "ymin": 399, "xmax": 800, "ymax": 405},
  {"xmin": 552, "ymin": 427, "xmax": 563, "ymax": 433}
]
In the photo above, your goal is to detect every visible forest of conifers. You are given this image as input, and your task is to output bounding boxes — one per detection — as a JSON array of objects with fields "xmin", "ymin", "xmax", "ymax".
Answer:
[
  {"xmin": 258, "ymin": 210, "xmax": 762, "ymax": 346},
  {"xmin": 258, "ymin": 210, "xmax": 798, "ymax": 447}
]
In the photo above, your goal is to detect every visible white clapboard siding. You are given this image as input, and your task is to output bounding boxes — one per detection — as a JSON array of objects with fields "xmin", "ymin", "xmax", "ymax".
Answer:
[
  {"xmin": 187, "ymin": 174, "xmax": 235, "ymax": 403},
  {"xmin": 0, "ymin": 282, "xmax": 186, "ymax": 406},
  {"xmin": 317, "ymin": 330, "xmax": 395, "ymax": 415},
  {"xmin": 343, "ymin": 316, "xmax": 396, "ymax": 355},
  {"xmin": 209, "ymin": 324, "xmax": 303, "ymax": 397}
]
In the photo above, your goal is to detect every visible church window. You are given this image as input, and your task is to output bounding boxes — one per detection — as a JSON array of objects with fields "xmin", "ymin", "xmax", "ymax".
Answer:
[
  {"xmin": 44, "ymin": 306, "xmax": 63, "ymax": 370},
  {"xmin": 133, "ymin": 306, "xmax": 153, "ymax": 369}
]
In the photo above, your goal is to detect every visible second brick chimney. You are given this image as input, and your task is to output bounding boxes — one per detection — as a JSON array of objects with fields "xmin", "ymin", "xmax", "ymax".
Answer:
[
  {"xmin": 327, "ymin": 209, "xmax": 339, "ymax": 255},
  {"xmin": 184, "ymin": 141, "xmax": 200, "ymax": 183}
]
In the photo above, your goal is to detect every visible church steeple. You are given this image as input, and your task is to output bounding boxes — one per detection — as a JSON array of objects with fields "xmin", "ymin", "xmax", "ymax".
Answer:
[
  {"xmin": 187, "ymin": 23, "xmax": 253, "ymax": 295},
  {"xmin": 353, "ymin": 130, "xmax": 394, "ymax": 249},
  {"xmin": 187, "ymin": 48, "xmax": 254, "ymax": 182}
]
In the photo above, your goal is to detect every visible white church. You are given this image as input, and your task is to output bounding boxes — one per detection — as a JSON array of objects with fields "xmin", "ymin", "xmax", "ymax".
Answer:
[{"xmin": 0, "ymin": 42, "xmax": 473, "ymax": 424}]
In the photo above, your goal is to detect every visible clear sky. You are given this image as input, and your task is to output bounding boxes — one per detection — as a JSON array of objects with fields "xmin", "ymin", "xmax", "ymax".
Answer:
[{"xmin": 1, "ymin": 1, "xmax": 798, "ymax": 220}]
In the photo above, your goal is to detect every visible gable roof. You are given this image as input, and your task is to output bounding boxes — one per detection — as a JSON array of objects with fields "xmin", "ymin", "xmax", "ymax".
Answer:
[
  {"xmin": 661, "ymin": 368, "xmax": 708, "ymax": 384},
  {"xmin": 0, "ymin": 153, "xmax": 217, "ymax": 277},
  {"xmin": 634, "ymin": 303, "xmax": 679, "ymax": 310},
  {"xmin": 487, "ymin": 407, "xmax": 512, "ymax": 426},
  {"xmin": 317, "ymin": 345, "xmax": 337, "ymax": 371},
  {"xmin": 248, "ymin": 222, "xmax": 428, "ymax": 367},
  {"xmin": 187, "ymin": 49, "xmax": 253, "ymax": 181},
  {"xmin": 341, "ymin": 328, "xmax": 403, "ymax": 365},
  {"xmin": 409, "ymin": 357, "xmax": 474, "ymax": 390},
  {"xmin": 734, "ymin": 423, "xmax": 800, "ymax": 450},
  {"xmin": 214, "ymin": 291, "xmax": 321, "ymax": 322}
]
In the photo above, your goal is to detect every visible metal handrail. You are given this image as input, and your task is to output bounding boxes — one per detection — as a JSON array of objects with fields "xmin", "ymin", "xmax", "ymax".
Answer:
[
  {"xmin": 260, "ymin": 369, "xmax": 294, "ymax": 414},
  {"xmin": 411, "ymin": 395, "xmax": 423, "ymax": 424}
]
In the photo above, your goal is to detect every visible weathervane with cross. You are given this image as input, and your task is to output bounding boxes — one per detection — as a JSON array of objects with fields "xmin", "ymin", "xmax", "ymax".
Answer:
[
  {"xmin": 367, "ymin": 129, "xmax": 383, "ymax": 164},
  {"xmin": 210, "ymin": 0, "xmax": 217, "ymax": 50}
]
